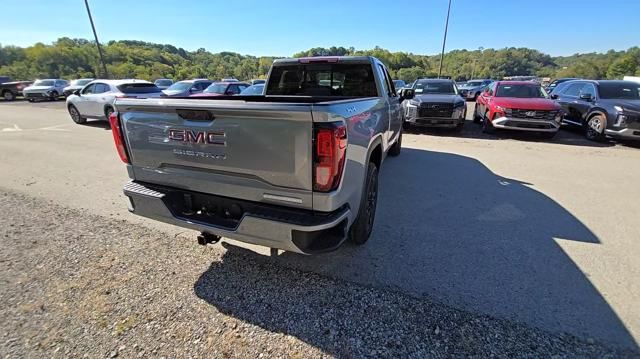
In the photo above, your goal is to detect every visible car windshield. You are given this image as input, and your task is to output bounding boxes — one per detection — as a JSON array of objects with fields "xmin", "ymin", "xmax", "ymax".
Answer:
[
  {"xmin": 496, "ymin": 84, "xmax": 548, "ymax": 98},
  {"xmin": 71, "ymin": 79, "xmax": 92, "ymax": 86},
  {"xmin": 598, "ymin": 83, "xmax": 640, "ymax": 99},
  {"xmin": 34, "ymin": 80, "xmax": 54, "ymax": 86},
  {"xmin": 155, "ymin": 79, "xmax": 173, "ymax": 86},
  {"xmin": 466, "ymin": 81, "xmax": 483, "ymax": 87},
  {"xmin": 241, "ymin": 84, "xmax": 264, "ymax": 95},
  {"xmin": 203, "ymin": 84, "xmax": 228, "ymax": 94},
  {"xmin": 165, "ymin": 81, "xmax": 192, "ymax": 91},
  {"xmin": 393, "ymin": 80, "xmax": 405, "ymax": 88},
  {"xmin": 414, "ymin": 80, "xmax": 456, "ymax": 94}
]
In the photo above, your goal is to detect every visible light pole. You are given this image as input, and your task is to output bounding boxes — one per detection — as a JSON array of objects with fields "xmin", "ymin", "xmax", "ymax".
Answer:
[
  {"xmin": 84, "ymin": 0, "xmax": 109, "ymax": 78},
  {"xmin": 438, "ymin": 0, "xmax": 452, "ymax": 79}
]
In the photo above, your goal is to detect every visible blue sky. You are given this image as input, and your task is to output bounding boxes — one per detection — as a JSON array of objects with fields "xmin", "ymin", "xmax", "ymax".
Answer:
[{"xmin": 1, "ymin": 0, "xmax": 638, "ymax": 56}]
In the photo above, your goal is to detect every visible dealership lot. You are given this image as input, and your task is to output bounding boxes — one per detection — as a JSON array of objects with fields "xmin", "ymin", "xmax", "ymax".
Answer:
[{"xmin": 1, "ymin": 100, "xmax": 639, "ymax": 354}]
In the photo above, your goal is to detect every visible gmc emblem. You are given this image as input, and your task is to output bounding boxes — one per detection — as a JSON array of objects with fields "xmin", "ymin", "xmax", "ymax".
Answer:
[{"xmin": 168, "ymin": 129, "xmax": 226, "ymax": 146}]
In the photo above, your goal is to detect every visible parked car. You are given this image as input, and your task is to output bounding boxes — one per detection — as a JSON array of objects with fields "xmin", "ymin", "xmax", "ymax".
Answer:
[
  {"xmin": 110, "ymin": 56, "xmax": 407, "ymax": 254},
  {"xmin": 473, "ymin": 81, "xmax": 563, "ymax": 138},
  {"xmin": 250, "ymin": 79, "xmax": 266, "ymax": 85},
  {"xmin": 552, "ymin": 80, "xmax": 640, "ymax": 141},
  {"xmin": 221, "ymin": 78, "xmax": 240, "ymax": 82},
  {"xmin": 546, "ymin": 78, "xmax": 580, "ymax": 94},
  {"xmin": 0, "ymin": 76, "xmax": 13, "ymax": 84},
  {"xmin": 23, "ymin": 79, "xmax": 69, "ymax": 102},
  {"xmin": 1, "ymin": 80, "xmax": 33, "ymax": 101},
  {"xmin": 162, "ymin": 79, "xmax": 213, "ymax": 97},
  {"xmin": 153, "ymin": 78, "xmax": 174, "ymax": 90},
  {"xmin": 459, "ymin": 79, "xmax": 494, "ymax": 100},
  {"xmin": 66, "ymin": 79, "xmax": 163, "ymax": 124},
  {"xmin": 240, "ymin": 83, "xmax": 264, "ymax": 95},
  {"xmin": 190, "ymin": 81, "xmax": 250, "ymax": 97},
  {"xmin": 402, "ymin": 78, "xmax": 466, "ymax": 130},
  {"xmin": 63, "ymin": 78, "xmax": 94, "ymax": 97}
]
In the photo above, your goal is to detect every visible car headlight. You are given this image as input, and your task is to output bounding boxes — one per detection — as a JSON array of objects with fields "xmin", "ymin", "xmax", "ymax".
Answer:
[
  {"xmin": 554, "ymin": 113, "xmax": 563, "ymax": 123},
  {"xmin": 615, "ymin": 114, "xmax": 629, "ymax": 127},
  {"xmin": 453, "ymin": 101, "xmax": 465, "ymax": 108},
  {"xmin": 407, "ymin": 100, "xmax": 419, "ymax": 107},
  {"xmin": 495, "ymin": 105, "xmax": 508, "ymax": 112}
]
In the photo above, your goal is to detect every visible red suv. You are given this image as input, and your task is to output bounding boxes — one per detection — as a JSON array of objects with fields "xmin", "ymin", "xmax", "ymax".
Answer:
[{"xmin": 473, "ymin": 81, "xmax": 563, "ymax": 138}]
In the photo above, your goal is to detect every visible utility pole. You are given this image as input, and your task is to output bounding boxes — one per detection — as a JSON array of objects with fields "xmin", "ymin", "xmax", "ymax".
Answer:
[
  {"xmin": 438, "ymin": 0, "xmax": 452, "ymax": 79},
  {"xmin": 84, "ymin": 0, "xmax": 109, "ymax": 78}
]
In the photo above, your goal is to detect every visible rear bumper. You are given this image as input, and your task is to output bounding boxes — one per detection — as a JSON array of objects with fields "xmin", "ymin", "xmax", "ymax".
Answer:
[
  {"xmin": 492, "ymin": 116, "xmax": 560, "ymax": 132},
  {"xmin": 605, "ymin": 128, "xmax": 640, "ymax": 140},
  {"xmin": 123, "ymin": 181, "xmax": 350, "ymax": 254}
]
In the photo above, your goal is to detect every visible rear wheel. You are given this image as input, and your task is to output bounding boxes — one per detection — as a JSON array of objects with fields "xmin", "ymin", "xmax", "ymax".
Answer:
[
  {"xmin": 2, "ymin": 91, "xmax": 15, "ymax": 101},
  {"xmin": 388, "ymin": 129, "xmax": 402, "ymax": 157},
  {"xmin": 49, "ymin": 91, "xmax": 59, "ymax": 101},
  {"xmin": 585, "ymin": 114, "xmax": 606, "ymax": 142},
  {"xmin": 482, "ymin": 111, "xmax": 495, "ymax": 134},
  {"xmin": 350, "ymin": 162, "xmax": 379, "ymax": 245},
  {"xmin": 27, "ymin": 98, "xmax": 34, "ymax": 103},
  {"xmin": 68, "ymin": 104, "xmax": 86, "ymax": 124}
]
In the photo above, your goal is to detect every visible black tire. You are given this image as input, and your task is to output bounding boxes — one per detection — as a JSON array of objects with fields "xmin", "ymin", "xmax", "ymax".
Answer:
[
  {"xmin": 585, "ymin": 113, "xmax": 606, "ymax": 142},
  {"xmin": 27, "ymin": 98, "xmax": 34, "ymax": 103},
  {"xmin": 402, "ymin": 121, "xmax": 411, "ymax": 131},
  {"xmin": 49, "ymin": 90, "xmax": 59, "ymax": 101},
  {"xmin": 388, "ymin": 129, "xmax": 402, "ymax": 157},
  {"xmin": 68, "ymin": 104, "xmax": 86, "ymax": 124},
  {"xmin": 350, "ymin": 162, "xmax": 379, "ymax": 245},
  {"xmin": 482, "ymin": 111, "xmax": 495, "ymax": 134},
  {"xmin": 472, "ymin": 104, "xmax": 481, "ymax": 123},
  {"xmin": 2, "ymin": 90, "xmax": 16, "ymax": 101},
  {"xmin": 454, "ymin": 121, "xmax": 464, "ymax": 132},
  {"xmin": 473, "ymin": 92, "xmax": 480, "ymax": 101},
  {"xmin": 104, "ymin": 106, "xmax": 115, "ymax": 119}
]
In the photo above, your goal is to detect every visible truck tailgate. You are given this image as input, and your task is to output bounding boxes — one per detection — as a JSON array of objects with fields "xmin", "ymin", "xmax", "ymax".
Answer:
[{"xmin": 116, "ymin": 98, "xmax": 314, "ymax": 209}]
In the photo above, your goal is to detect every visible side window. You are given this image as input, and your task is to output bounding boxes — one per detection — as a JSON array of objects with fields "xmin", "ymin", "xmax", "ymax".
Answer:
[
  {"xmin": 580, "ymin": 83, "xmax": 596, "ymax": 98},
  {"xmin": 227, "ymin": 84, "xmax": 240, "ymax": 94},
  {"xmin": 81, "ymin": 84, "xmax": 95, "ymax": 95},
  {"xmin": 383, "ymin": 67, "xmax": 397, "ymax": 96},
  {"xmin": 196, "ymin": 82, "xmax": 210, "ymax": 91},
  {"xmin": 376, "ymin": 64, "xmax": 389, "ymax": 96},
  {"xmin": 486, "ymin": 83, "xmax": 495, "ymax": 96},
  {"xmin": 563, "ymin": 83, "xmax": 583, "ymax": 97},
  {"xmin": 238, "ymin": 84, "xmax": 248, "ymax": 92},
  {"xmin": 94, "ymin": 84, "xmax": 109, "ymax": 94}
]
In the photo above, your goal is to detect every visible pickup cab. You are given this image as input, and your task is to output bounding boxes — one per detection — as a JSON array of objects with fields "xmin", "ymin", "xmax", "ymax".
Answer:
[{"xmin": 110, "ymin": 56, "xmax": 409, "ymax": 254}]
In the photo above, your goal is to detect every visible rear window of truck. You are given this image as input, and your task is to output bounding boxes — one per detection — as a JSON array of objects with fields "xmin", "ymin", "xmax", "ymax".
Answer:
[
  {"xmin": 266, "ymin": 64, "xmax": 378, "ymax": 97},
  {"xmin": 117, "ymin": 83, "xmax": 162, "ymax": 94}
]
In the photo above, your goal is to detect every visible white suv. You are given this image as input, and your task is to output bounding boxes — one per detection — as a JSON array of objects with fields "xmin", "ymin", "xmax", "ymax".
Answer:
[
  {"xmin": 23, "ymin": 79, "xmax": 69, "ymax": 102},
  {"xmin": 66, "ymin": 79, "xmax": 163, "ymax": 124}
]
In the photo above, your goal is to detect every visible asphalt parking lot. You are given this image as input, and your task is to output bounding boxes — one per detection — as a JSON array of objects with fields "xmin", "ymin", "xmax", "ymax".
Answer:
[{"xmin": 1, "ymin": 99, "xmax": 639, "ymax": 355}]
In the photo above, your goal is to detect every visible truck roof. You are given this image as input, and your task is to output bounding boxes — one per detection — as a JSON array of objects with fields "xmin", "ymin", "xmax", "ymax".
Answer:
[{"xmin": 273, "ymin": 56, "xmax": 378, "ymax": 65}]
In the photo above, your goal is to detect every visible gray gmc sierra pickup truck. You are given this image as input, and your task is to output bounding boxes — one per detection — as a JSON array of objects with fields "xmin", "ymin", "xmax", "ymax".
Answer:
[{"xmin": 110, "ymin": 56, "xmax": 413, "ymax": 254}]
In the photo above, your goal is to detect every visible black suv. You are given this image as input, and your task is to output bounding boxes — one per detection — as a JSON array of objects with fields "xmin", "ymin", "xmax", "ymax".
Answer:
[{"xmin": 552, "ymin": 80, "xmax": 640, "ymax": 141}]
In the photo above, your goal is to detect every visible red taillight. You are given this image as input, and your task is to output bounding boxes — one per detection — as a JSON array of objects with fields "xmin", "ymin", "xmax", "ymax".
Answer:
[
  {"xmin": 314, "ymin": 123, "xmax": 347, "ymax": 192},
  {"xmin": 108, "ymin": 112, "xmax": 130, "ymax": 164}
]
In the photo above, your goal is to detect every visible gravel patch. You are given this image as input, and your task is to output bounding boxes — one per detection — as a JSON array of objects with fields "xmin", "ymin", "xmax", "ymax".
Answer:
[{"xmin": 0, "ymin": 189, "xmax": 638, "ymax": 358}]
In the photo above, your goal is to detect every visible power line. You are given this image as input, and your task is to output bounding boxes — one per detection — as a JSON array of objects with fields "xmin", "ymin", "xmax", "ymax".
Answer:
[{"xmin": 438, "ymin": 0, "xmax": 452, "ymax": 79}]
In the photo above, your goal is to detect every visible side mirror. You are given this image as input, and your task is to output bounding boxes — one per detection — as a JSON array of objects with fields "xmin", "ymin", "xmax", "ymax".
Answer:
[
  {"xmin": 579, "ymin": 93, "xmax": 592, "ymax": 101},
  {"xmin": 400, "ymin": 88, "xmax": 415, "ymax": 100},
  {"xmin": 189, "ymin": 87, "xmax": 199, "ymax": 93},
  {"xmin": 73, "ymin": 89, "xmax": 81, "ymax": 96},
  {"xmin": 550, "ymin": 94, "xmax": 558, "ymax": 100}
]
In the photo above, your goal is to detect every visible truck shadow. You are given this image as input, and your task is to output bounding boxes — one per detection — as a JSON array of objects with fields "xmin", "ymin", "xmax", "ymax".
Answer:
[
  {"xmin": 194, "ymin": 148, "xmax": 637, "ymax": 349},
  {"xmin": 405, "ymin": 120, "xmax": 617, "ymax": 148}
]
